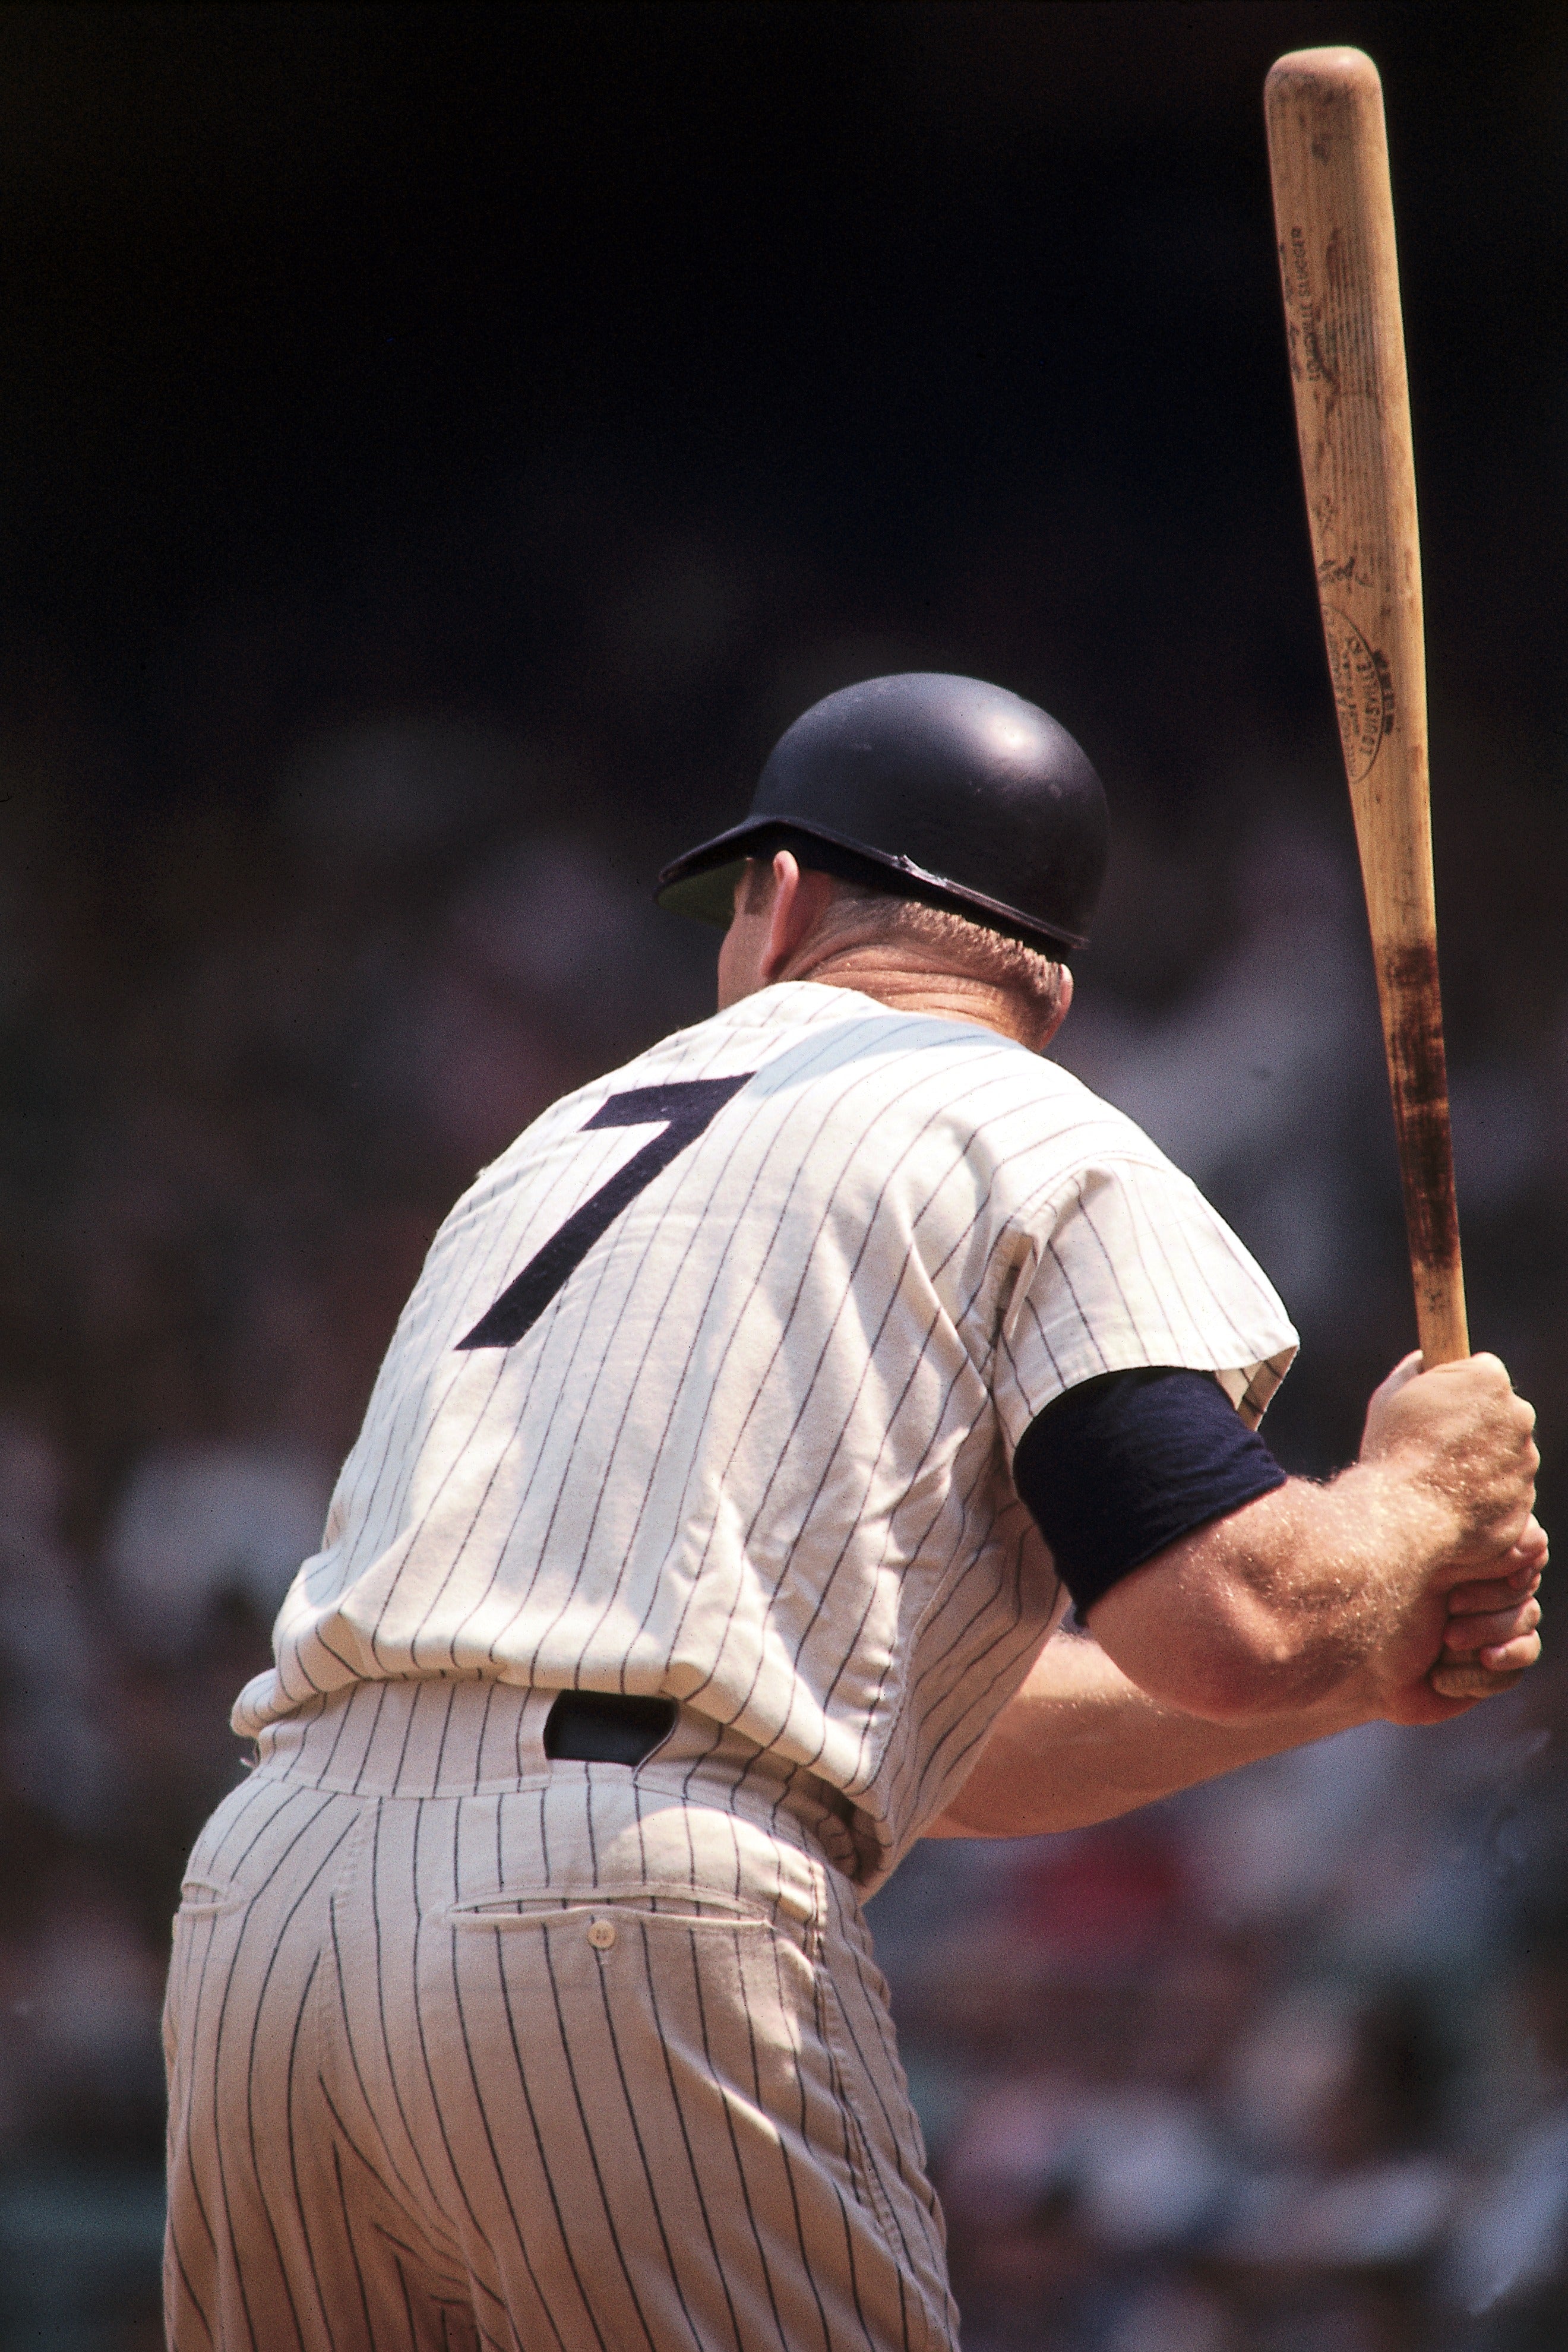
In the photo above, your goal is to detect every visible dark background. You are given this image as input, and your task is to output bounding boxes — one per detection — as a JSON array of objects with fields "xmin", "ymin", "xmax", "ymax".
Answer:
[{"xmin": 0, "ymin": 5, "xmax": 1564, "ymax": 2346}]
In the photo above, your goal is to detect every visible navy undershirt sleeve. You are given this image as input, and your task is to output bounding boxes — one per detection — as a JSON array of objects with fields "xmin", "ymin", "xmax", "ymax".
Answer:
[{"xmin": 1011, "ymin": 1366, "xmax": 1287, "ymax": 1615}]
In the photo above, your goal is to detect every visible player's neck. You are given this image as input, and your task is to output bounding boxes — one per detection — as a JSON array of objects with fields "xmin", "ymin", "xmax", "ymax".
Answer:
[{"xmin": 770, "ymin": 944, "xmax": 1060, "ymax": 1053}]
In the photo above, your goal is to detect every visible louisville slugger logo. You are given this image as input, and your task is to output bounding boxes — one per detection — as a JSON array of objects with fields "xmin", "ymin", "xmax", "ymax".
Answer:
[{"xmin": 1322, "ymin": 605, "xmax": 1394, "ymax": 781}]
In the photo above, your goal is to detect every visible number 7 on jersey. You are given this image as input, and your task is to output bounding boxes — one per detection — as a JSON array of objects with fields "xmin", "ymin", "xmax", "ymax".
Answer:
[{"xmin": 457, "ymin": 1074, "xmax": 753, "ymax": 1349}]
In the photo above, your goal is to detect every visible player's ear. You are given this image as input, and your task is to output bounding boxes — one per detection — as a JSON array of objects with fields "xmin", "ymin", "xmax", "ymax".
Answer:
[
  {"xmin": 760, "ymin": 851, "xmax": 834, "ymax": 982},
  {"xmin": 1040, "ymin": 965, "xmax": 1074, "ymax": 1048},
  {"xmin": 760, "ymin": 852, "xmax": 799, "ymax": 981}
]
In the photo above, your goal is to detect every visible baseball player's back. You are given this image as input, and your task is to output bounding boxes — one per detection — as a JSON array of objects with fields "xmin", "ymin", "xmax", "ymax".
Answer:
[
  {"xmin": 236, "ymin": 979, "xmax": 1294, "ymax": 1881},
  {"xmin": 165, "ymin": 979, "xmax": 1294, "ymax": 2352}
]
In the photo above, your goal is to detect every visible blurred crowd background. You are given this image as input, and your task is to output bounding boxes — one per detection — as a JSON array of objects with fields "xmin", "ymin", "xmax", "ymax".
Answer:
[{"xmin": 0, "ymin": 4, "xmax": 1563, "ymax": 2345}]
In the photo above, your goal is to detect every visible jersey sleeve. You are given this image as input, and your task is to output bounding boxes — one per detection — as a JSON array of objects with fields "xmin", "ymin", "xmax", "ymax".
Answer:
[
  {"xmin": 992, "ymin": 1149, "xmax": 1300, "ymax": 1458},
  {"xmin": 1011, "ymin": 1367, "xmax": 1288, "ymax": 1611}
]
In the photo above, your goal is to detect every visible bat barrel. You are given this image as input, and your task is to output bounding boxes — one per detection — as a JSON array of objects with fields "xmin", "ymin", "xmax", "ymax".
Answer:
[{"xmin": 1265, "ymin": 46, "xmax": 1469, "ymax": 1367}]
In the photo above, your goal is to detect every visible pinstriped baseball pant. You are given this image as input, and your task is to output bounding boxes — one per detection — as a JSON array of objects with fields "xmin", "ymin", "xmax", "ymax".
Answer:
[{"xmin": 163, "ymin": 1681, "xmax": 957, "ymax": 2352}]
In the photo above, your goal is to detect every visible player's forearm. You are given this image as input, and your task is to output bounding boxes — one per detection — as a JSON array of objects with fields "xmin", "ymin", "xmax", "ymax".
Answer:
[
  {"xmin": 924, "ymin": 1623, "xmax": 1374, "ymax": 1839},
  {"xmin": 1085, "ymin": 1463, "xmax": 1456, "ymax": 1720},
  {"xmin": 1086, "ymin": 1356, "xmax": 1539, "ymax": 1725}
]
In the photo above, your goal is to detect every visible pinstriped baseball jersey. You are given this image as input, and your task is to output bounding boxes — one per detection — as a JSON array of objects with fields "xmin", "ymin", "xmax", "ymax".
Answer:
[{"xmin": 235, "ymin": 981, "xmax": 1297, "ymax": 1881}]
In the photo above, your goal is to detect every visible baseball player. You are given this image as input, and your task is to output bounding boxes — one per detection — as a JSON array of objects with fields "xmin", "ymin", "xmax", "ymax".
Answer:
[{"xmin": 163, "ymin": 674, "xmax": 1544, "ymax": 2352}]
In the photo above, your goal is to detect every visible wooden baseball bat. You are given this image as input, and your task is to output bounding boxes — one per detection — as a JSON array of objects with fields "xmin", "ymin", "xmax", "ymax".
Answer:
[
  {"xmin": 1265, "ymin": 49, "xmax": 1491, "ymax": 1700},
  {"xmin": 1264, "ymin": 48, "xmax": 1465, "ymax": 1366}
]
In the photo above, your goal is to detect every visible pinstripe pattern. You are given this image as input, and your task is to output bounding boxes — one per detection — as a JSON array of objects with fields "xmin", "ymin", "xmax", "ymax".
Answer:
[
  {"xmin": 166, "ymin": 1682, "xmax": 953, "ymax": 2352},
  {"xmin": 169, "ymin": 981, "xmax": 1299, "ymax": 2345},
  {"xmin": 233, "ymin": 984, "xmax": 1296, "ymax": 1887}
]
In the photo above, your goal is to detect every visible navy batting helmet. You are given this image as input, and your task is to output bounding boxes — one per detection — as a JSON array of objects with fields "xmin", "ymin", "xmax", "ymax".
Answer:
[{"xmin": 656, "ymin": 672, "xmax": 1109, "ymax": 954}]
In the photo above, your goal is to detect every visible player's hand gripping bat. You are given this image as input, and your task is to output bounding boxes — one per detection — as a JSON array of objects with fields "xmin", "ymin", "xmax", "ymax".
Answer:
[{"xmin": 1265, "ymin": 48, "xmax": 1505, "ymax": 1702}]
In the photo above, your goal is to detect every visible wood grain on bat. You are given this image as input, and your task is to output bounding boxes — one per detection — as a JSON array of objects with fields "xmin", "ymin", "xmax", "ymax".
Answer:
[{"xmin": 1265, "ymin": 46, "xmax": 1468, "ymax": 1373}]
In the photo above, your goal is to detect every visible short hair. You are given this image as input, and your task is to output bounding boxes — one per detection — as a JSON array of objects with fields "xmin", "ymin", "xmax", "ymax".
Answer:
[
  {"xmin": 818, "ymin": 878, "xmax": 1068, "ymax": 1025},
  {"xmin": 744, "ymin": 845, "xmax": 1068, "ymax": 1028}
]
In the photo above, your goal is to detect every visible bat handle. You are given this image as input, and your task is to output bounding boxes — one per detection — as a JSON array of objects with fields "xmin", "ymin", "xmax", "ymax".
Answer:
[
  {"xmin": 1376, "ymin": 954, "xmax": 1497, "ymax": 1702},
  {"xmin": 1424, "ymin": 1198, "xmax": 1517, "ymax": 1700},
  {"xmin": 1412, "ymin": 1252, "xmax": 1469, "ymax": 1370},
  {"xmin": 1377, "ymin": 940, "xmax": 1469, "ymax": 1367},
  {"xmin": 1424, "ymin": 1241, "xmax": 1518, "ymax": 1702},
  {"xmin": 1418, "ymin": 1241, "xmax": 1499, "ymax": 1699}
]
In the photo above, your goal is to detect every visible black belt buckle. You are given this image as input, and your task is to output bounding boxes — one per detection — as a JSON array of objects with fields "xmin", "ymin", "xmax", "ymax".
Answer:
[{"xmin": 543, "ymin": 1691, "xmax": 678, "ymax": 1766}]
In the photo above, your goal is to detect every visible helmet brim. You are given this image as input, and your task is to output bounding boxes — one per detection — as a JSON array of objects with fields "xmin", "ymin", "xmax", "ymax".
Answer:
[{"xmin": 655, "ymin": 816, "xmax": 1090, "ymax": 954}]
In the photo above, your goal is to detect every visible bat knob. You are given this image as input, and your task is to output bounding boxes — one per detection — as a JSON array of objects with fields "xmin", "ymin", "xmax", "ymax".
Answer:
[{"xmin": 1428, "ymin": 1658, "xmax": 1529, "ymax": 1703}]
